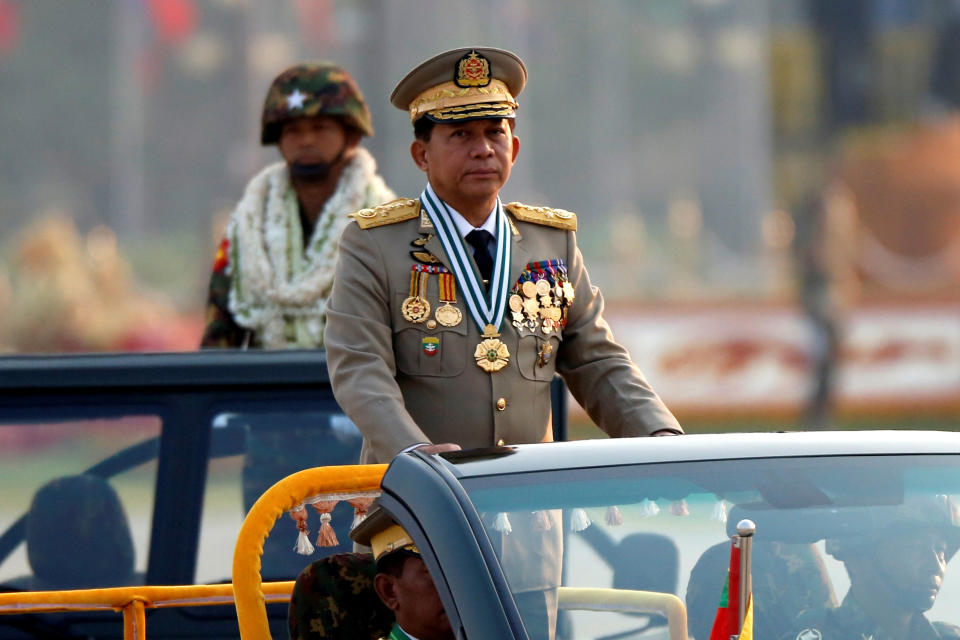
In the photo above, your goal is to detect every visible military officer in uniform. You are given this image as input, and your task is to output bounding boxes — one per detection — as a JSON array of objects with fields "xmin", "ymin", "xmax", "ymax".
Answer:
[
  {"xmin": 352, "ymin": 507, "xmax": 455, "ymax": 640},
  {"xmin": 324, "ymin": 46, "xmax": 682, "ymax": 640},
  {"xmin": 324, "ymin": 46, "xmax": 682, "ymax": 464}
]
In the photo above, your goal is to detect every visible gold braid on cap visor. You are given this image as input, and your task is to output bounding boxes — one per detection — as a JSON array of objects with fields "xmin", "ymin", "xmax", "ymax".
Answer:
[{"xmin": 409, "ymin": 79, "xmax": 517, "ymax": 123}]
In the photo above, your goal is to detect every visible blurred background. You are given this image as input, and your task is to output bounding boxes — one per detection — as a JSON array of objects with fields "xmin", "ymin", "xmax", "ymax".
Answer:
[{"xmin": 1, "ymin": 0, "xmax": 959, "ymax": 430}]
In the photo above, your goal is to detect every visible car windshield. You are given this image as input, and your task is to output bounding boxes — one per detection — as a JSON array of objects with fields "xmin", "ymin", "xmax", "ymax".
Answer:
[{"xmin": 460, "ymin": 454, "xmax": 960, "ymax": 640}]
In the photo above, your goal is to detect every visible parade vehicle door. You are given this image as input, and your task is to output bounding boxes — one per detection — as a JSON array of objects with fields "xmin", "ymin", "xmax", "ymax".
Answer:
[{"xmin": 371, "ymin": 432, "xmax": 960, "ymax": 640}]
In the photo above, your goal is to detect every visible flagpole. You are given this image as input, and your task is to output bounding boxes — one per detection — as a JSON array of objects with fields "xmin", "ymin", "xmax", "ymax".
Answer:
[{"xmin": 736, "ymin": 519, "xmax": 755, "ymax": 634}]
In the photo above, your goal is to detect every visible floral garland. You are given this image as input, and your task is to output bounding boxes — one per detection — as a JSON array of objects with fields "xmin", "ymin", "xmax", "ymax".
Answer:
[{"xmin": 227, "ymin": 147, "xmax": 395, "ymax": 348}]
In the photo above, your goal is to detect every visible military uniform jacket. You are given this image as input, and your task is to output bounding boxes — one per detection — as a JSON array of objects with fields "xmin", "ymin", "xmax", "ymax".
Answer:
[
  {"xmin": 785, "ymin": 592, "xmax": 960, "ymax": 640},
  {"xmin": 325, "ymin": 197, "xmax": 682, "ymax": 464}
]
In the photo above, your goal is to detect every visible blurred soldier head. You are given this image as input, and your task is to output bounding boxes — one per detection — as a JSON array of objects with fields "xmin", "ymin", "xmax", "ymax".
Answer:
[
  {"xmin": 826, "ymin": 494, "xmax": 960, "ymax": 613},
  {"xmin": 391, "ymin": 48, "xmax": 527, "ymax": 209},
  {"xmin": 352, "ymin": 506, "xmax": 454, "ymax": 640},
  {"xmin": 261, "ymin": 62, "xmax": 373, "ymax": 182}
]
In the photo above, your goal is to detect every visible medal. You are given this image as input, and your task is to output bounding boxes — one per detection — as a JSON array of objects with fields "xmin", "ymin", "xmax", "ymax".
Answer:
[
  {"xmin": 420, "ymin": 184, "xmax": 513, "ymax": 374},
  {"xmin": 434, "ymin": 271, "xmax": 463, "ymax": 327},
  {"xmin": 401, "ymin": 266, "xmax": 431, "ymax": 323},
  {"xmin": 537, "ymin": 341, "xmax": 554, "ymax": 367},
  {"xmin": 522, "ymin": 280, "xmax": 538, "ymax": 298},
  {"xmin": 474, "ymin": 325, "xmax": 510, "ymax": 372},
  {"xmin": 535, "ymin": 279, "xmax": 551, "ymax": 296},
  {"xmin": 508, "ymin": 294, "xmax": 523, "ymax": 313}
]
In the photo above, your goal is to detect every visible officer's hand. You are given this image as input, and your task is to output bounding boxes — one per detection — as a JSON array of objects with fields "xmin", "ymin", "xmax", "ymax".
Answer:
[{"xmin": 414, "ymin": 443, "xmax": 462, "ymax": 454}]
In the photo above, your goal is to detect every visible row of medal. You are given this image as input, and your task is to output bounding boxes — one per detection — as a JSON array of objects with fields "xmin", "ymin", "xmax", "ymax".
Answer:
[
  {"xmin": 509, "ymin": 259, "xmax": 574, "ymax": 335},
  {"xmin": 401, "ymin": 261, "xmax": 576, "ymax": 337},
  {"xmin": 400, "ymin": 264, "xmax": 463, "ymax": 328}
]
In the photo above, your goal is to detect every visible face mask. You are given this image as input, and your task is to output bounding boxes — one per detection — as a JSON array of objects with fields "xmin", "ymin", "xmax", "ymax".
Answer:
[{"xmin": 288, "ymin": 146, "xmax": 345, "ymax": 183}]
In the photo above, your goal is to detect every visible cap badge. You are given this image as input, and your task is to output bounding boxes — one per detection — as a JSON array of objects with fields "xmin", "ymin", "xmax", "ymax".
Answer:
[{"xmin": 455, "ymin": 51, "xmax": 491, "ymax": 88}]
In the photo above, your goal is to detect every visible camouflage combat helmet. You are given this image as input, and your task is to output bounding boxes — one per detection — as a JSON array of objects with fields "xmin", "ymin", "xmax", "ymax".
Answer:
[
  {"xmin": 826, "ymin": 494, "xmax": 960, "ymax": 561},
  {"xmin": 261, "ymin": 62, "xmax": 374, "ymax": 145}
]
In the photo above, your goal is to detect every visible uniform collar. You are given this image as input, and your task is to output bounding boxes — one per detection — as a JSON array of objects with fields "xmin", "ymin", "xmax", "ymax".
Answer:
[{"xmin": 425, "ymin": 182, "xmax": 498, "ymax": 240}]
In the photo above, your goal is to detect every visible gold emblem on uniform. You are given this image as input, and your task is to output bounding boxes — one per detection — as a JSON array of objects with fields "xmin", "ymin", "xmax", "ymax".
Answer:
[
  {"xmin": 435, "ymin": 271, "xmax": 463, "ymax": 327},
  {"xmin": 401, "ymin": 296, "xmax": 430, "ymax": 323},
  {"xmin": 537, "ymin": 341, "xmax": 554, "ymax": 367},
  {"xmin": 475, "ymin": 324, "xmax": 509, "ymax": 373},
  {"xmin": 435, "ymin": 304, "xmax": 462, "ymax": 327},
  {"xmin": 402, "ymin": 265, "xmax": 432, "ymax": 323},
  {"xmin": 455, "ymin": 50, "xmax": 491, "ymax": 88}
]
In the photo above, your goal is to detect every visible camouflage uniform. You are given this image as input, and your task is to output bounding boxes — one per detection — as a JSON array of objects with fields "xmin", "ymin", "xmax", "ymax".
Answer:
[
  {"xmin": 686, "ymin": 541, "xmax": 836, "ymax": 640},
  {"xmin": 288, "ymin": 552, "xmax": 393, "ymax": 640},
  {"xmin": 784, "ymin": 593, "xmax": 960, "ymax": 640},
  {"xmin": 200, "ymin": 61, "xmax": 387, "ymax": 348}
]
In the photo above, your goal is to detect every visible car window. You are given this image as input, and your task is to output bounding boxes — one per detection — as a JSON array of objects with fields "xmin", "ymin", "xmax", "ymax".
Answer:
[
  {"xmin": 461, "ymin": 455, "xmax": 960, "ymax": 640},
  {"xmin": 0, "ymin": 415, "xmax": 159, "ymax": 590}
]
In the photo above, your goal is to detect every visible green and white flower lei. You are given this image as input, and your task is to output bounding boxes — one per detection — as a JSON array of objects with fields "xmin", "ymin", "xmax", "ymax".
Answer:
[{"xmin": 227, "ymin": 147, "xmax": 394, "ymax": 348}]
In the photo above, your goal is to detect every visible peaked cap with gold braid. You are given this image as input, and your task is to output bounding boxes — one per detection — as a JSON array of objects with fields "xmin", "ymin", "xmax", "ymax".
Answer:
[{"xmin": 391, "ymin": 47, "xmax": 527, "ymax": 124}]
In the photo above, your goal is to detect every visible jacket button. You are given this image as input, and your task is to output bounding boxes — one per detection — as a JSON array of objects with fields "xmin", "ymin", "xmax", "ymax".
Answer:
[
  {"xmin": 426, "ymin": 319, "xmax": 437, "ymax": 330},
  {"xmin": 497, "ymin": 439, "xmax": 506, "ymax": 446},
  {"xmin": 496, "ymin": 397, "xmax": 507, "ymax": 411}
]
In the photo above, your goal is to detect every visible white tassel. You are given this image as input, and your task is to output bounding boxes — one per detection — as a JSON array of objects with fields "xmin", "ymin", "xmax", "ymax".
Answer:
[
  {"xmin": 494, "ymin": 512, "xmax": 513, "ymax": 535},
  {"xmin": 295, "ymin": 529, "xmax": 315, "ymax": 555},
  {"xmin": 670, "ymin": 499, "xmax": 689, "ymax": 516},
  {"xmin": 570, "ymin": 508, "xmax": 591, "ymax": 532},
  {"xmin": 605, "ymin": 505, "xmax": 623, "ymax": 526},
  {"xmin": 640, "ymin": 498, "xmax": 660, "ymax": 517},
  {"xmin": 712, "ymin": 499, "xmax": 728, "ymax": 524},
  {"xmin": 352, "ymin": 511, "xmax": 369, "ymax": 529}
]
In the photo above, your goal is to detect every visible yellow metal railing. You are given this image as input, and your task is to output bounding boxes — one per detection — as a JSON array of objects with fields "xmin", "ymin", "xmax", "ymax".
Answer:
[
  {"xmin": 0, "ymin": 582, "xmax": 295, "ymax": 639},
  {"xmin": 0, "ymin": 463, "xmax": 388, "ymax": 640},
  {"xmin": 232, "ymin": 463, "xmax": 387, "ymax": 639}
]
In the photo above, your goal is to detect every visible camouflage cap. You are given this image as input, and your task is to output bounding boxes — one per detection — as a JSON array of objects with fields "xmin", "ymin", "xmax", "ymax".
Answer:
[{"xmin": 261, "ymin": 62, "xmax": 374, "ymax": 145}]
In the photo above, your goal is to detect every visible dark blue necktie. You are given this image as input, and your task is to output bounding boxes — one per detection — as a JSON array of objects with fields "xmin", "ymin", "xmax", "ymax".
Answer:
[{"xmin": 465, "ymin": 229, "xmax": 494, "ymax": 281}]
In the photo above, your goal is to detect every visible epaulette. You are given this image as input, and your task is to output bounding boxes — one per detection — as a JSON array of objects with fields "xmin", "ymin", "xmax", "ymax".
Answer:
[
  {"xmin": 505, "ymin": 202, "xmax": 577, "ymax": 231},
  {"xmin": 349, "ymin": 198, "xmax": 420, "ymax": 229}
]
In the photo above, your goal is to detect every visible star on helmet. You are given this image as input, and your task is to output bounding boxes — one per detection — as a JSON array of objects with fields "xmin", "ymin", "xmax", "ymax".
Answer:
[{"xmin": 286, "ymin": 89, "xmax": 307, "ymax": 110}]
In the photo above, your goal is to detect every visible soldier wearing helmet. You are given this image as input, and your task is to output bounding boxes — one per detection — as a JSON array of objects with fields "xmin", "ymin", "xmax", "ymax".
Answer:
[
  {"xmin": 201, "ymin": 61, "xmax": 394, "ymax": 349},
  {"xmin": 199, "ymin": 62, "xmax": 394, "ymax": 578},
  {"xmin": 786, "ymin": 495, "xmax": 960, "ymax": 640}
]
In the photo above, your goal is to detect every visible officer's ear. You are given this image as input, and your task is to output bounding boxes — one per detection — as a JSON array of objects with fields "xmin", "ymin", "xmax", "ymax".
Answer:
[
  {"xmin": 373, "ymin": 572, "xmax": 401, "ymax": 612},
  {"xmin": 411, "ymin": 139, "xmax": 429, "ymax": 172}
]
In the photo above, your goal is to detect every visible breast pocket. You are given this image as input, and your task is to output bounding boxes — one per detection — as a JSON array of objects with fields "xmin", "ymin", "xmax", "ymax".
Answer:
[
  {"xmin": 392, "ymin": 292, "xmax": 468, "ymax": 377},
  {"xmin": 516, "ymin": 333, "xmax": 563, "ymax": 382}
]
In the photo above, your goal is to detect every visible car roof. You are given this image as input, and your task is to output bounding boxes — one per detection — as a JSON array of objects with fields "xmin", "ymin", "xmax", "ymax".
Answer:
[{"xmin": 440, "ymin": 430, "xmax": 960, "ymax": 478}]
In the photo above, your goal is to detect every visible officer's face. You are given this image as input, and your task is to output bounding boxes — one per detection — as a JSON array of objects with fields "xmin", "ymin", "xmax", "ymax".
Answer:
[
  {"xmin": 278, "ymin": 116, "xmax": 355, "ymax": 166},
  {"xmin": 869, "ymin": 530, "xmax": 949, "ymax": 612},
  {"xmin": 411, "ymin": 118, "xmax": 520, "ymax": 209},
  {"xmin": 375, "ymin": 556, "xmax": 453, "ymax": 640}
]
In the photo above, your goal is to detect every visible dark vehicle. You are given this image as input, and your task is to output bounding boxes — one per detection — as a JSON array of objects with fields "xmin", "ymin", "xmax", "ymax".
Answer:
[{"xmin": 0, "ymin": 351, "xmax": 566, "ymax": 639}]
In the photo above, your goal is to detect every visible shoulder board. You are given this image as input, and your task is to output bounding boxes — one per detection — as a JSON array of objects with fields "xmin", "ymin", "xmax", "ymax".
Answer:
[
  {"xmin": 505, "ymin": 202, "xmax": 577, "ymax": 231},
  {"xmin": 349, "ymin": 198, "xmax": 420, "ymax": 229}
]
